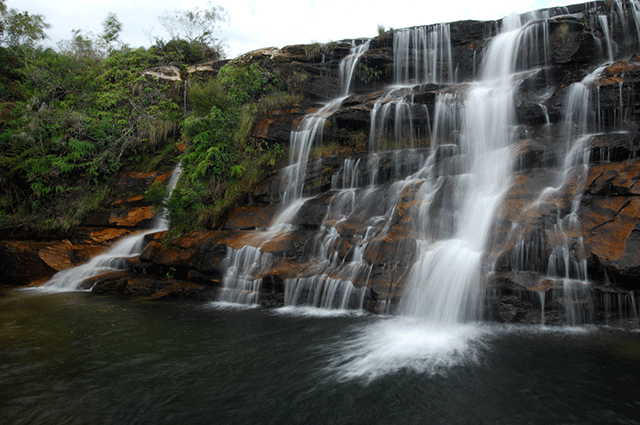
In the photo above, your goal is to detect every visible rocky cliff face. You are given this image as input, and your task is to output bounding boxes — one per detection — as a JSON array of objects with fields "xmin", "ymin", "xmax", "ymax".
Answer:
[
  {"xmin": 5, "ymin": 1, "xmax": 640, "ymax": 326},
  {"xmin": 0, "ymin": 168, "xmax": 177, "ymax": 286}
]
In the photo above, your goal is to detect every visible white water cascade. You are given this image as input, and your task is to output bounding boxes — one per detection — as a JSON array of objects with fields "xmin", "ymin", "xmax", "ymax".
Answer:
[
  {"xmin": 398, "ymin": 15, "xmax": 537, "ymax": 324},
  {"xmin": 280, "ymin": 40, "xmax": 371, "ymax": 208},
  {"xmin": 213, "ymin": 2, "xmax": 640, "ymax": 328},
  {"xmin": 511, "ymin": 102, "xmax": 594, "ymax": 323},
  {"xmin": 394, "ymin": 24, "xmax": 455, "ymax": 85},
  {"xmin": 40, "ymin": 164, "xmax": 182, "ymax": 291},
  {"xmin": 217, "ymin": 41, "xmax": 372, "ymax": 308}
]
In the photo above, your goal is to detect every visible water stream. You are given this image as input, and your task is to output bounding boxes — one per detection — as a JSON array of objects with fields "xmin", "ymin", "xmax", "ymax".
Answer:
[
  {"xmin": 38, "ymin": 164, "xmax": 182, "ymax": 292},
  {"xmin": 217, "ymin": 40, "xmax": 372, "ymax": 308}
]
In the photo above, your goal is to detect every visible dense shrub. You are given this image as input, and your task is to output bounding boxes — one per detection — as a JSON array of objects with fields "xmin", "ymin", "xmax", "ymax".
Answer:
[
  {"xmin": 0, "ymin": 43, "xmax": 182, "ymax": 231},
  {"xmin": 165, "ymin": 61, "xmax": 287, "ymax": 234}
]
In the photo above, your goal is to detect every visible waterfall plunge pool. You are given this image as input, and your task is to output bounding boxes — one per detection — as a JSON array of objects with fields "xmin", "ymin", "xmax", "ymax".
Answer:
[{"xmin": 1, "ymin": 290, "xmax": 639, "ymax": 425}]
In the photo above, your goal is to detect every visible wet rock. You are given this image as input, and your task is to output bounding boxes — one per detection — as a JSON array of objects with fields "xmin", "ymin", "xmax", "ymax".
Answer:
[
  {"xmin": 0, "ymin": 241, "xmax": 56, "ymax": 285},
  {"xmin": 221, "ymin": 204, "xmax": 280, "ymax": 230},
  {"xmin": 582, "ymin": 197, "xmax": 640, "ymax": 290},
  {"xmin": 88, "ymin": 270, "xmax": 215, "ymax": 300},
  {"xmin": 291, "ymin": 193, "xmax": 332, "ymax": 229},
  {"xmin": 589, "ymin": 132, "xmax": 638, "ymax": 163},
  {"xmin": 550, "ymin": 19, "xmax": 598, "ymax": 65},
  {"xmin": 259, "ymin": 275, "xmax": 286, "ymax": 308}
]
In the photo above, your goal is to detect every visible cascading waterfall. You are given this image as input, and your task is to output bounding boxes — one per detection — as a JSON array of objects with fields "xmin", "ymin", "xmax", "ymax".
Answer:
[
  {"xmin": 610, "ymin": 0, "xmax": 640, "ymax": 50},
  {"xmin": 598, "ymin": 15, "xmax": 614, "ymax": 63},
  {"xmin": 399, "ymin": 15, "xmax": 533, "ymax": 324},
  {"xmin": 507, "ymin": 42, "xmax": 633, "ymax": 325},
  {"xmin": 393, "ymin": 24, "xmax": 455, "ymax": 85},
  {"xmin": 280, "ymin": 98, "xmax": 345, "ymax": 206},
  {"xmin": 287, "ymin": 13, "xmax": 553, "ymax": 322},
  {"xmin": 366, "ymin": 24, "xmax": 456, "ymax": 171},
  {"xmin": 217, "ymin": 40, "xmax": 372, "ymax": 308},
  {"xmin": 281, "ymin": 39, "xmax": 370, "ymax": 208},
  {"xmin": 40, "ymin": 164, "xmax": 183, "ymax": 291},
  {"xmin": 340, "ymin": 39, "xmax": 371, "ymax": 95},
  {"xmin": 401, "ymin": 15, "xmax": 564, "ymax": 325},
  {"xmin": 217, "ymin": 246, "xmax": 273, "ymax": 305},
  {"xmin": 368, "ymin": 87, "xmax": 425, "ymax": 153},
  {"xmin": 326, "ymin": 5, "xmax": 640, "ymax": 378},
  {"xmin": 397, "ymin": 3, "xmax": 640, "ymax": 326},
  {"xmin": 217, "ymin": 1, "xmax": 640, "ymax": 327}
]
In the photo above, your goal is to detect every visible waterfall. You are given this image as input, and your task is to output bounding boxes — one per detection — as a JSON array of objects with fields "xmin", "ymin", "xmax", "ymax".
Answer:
[
  {"xmin": 399, "ymin": 15, "xmax": 537, "ymax": 324},
  {"xmin": 215, "ymin": 1, "xmax": 640, "ymax": 325},
  {"xmin": 394, "ymin": 24, "xmax": 454, "ymax": 85},
  {"xmin": 217, "ymin": 246, "xmax": 273, "ymax": 305},
  {"xmin": 216, "ymin": 41, "xmax": 372, "ymax": 308},
  {"xmin": 598, "ymin": 15, "xmax": 614, "ymax": 63},
  {"xmin": 340, "ymin": 39, "xmax": 371, "ymax": 95},
  {"xmin": 280, "ymin": 40, "xmax": 371, "ymax": 208},
  {"xmin": 509, "ymin": 67, "xmax": 604, "ymax": 325},
  {"xmin": 280, "ymin": 98, "xmax": 345, "ymax": 206},
  {"xmin": 39, "ymin": 164, "xmax": 182, "ymax": 291}
]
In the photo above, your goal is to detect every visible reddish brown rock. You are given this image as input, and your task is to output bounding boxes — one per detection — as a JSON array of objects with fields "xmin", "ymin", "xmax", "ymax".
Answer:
[
  {"xmin": 221, "ymin": 204, "xmax": 280, "ymax": 230},
  {"xmin": 107, "ymin": 206, "xmax": 155, "ymax": 227},
  {"xmin": 252, "ymin": 105, "xmax": 313, "ymax": 144},
  {"xmin": 0, "ymin": 241, "xmax": 57, "ymax": 285},
  {"xmin": 87, "ymin": 271, "xmax": 214, "ymax": 300},
  {"xmin": 582, "ymin": 198, "xmax": 640, "ymax": 288}
]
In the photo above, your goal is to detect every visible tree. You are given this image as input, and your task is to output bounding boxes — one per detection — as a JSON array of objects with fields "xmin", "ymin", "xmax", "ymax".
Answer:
[
  {"xmin": 56, "ymin": 13, "xmax": 122, "ymax": 60},
  {"xmin": 158, "ymin": 1, "xmax": 228, "ymax": 57},
  {"xmin": 62, "ymin": 29, "xmax": 95, "ymax": 55},
  {"xmin": 101, "ymin": 12, "xmax": 122, "ymax": 49},
  {"xmin": 0, "ymin": 1, "xmax": 49, "ymax": 49}
]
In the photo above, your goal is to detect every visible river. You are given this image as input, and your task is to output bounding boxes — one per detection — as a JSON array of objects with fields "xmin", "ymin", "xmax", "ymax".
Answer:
[{"xmin": 1, "ymin": 290, "xmax": 639, "ymax": 424}]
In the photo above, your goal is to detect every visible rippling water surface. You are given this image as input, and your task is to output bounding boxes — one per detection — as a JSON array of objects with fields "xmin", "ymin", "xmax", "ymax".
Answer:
[{"xmin": 1, "ymin": 291, "xmax": 639, "ymax": 425}]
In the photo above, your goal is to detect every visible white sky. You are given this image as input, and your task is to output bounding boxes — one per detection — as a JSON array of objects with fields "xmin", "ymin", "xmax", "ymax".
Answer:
[{"xmin": 13, "ymin": 0, "xmax": 586, "ymax": 58}]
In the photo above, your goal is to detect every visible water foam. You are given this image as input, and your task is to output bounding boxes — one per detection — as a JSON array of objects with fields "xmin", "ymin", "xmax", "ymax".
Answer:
[
  {"xmin": 207, "ymin": 301, "xmax": 260, "ymax": 310},
  {"xmin": 274, "ymin": 306, "xmax": 366, "ymax": 318},
  {"xmin": 326, "ymin": 317, "xmax": 487, "ymax": 382}
]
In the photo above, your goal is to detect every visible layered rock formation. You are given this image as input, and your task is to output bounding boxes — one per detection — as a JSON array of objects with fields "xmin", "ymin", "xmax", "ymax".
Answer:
[
  {"xmin": 5, "ymin": 1, "xmax": 640, "ymax": 326},
  {"xmin": 0, "ymin": 168, "xmax": 176, "ymax": 286}
]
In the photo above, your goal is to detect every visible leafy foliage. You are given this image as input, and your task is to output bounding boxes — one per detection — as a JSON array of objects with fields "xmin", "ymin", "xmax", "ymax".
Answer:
[
  {"xmin": 0, "ymin": 2, "xmax": 293, "ymax": 237},
  {"xmin": 355, "ymin": 62, "xmax": 383, "ymax": 84},
  {"xmin": 0, "ymin": 1, "xmax": 49, "ymax": 49},
  {"xmin": 155, "ymin": 38, "xmax": 221, "ymax": 65},
  {"xmin": 101, "ymin": 12, "xmax": 122, "ymax": 53},
  {"xmin": 0, "ymin": 32, "xmax": 182, "ymax": 231},
  {"xmin": 164, "ymin": 61, "xmax": 288, "ymax": 234},
  {"xmin": 157, "ymin": 1, "xmax": 228, "ymax": 61}
]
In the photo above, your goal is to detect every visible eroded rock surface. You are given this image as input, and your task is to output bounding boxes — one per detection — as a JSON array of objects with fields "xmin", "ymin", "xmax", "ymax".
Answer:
[{"xmin": 4, "ymin": 2, "xmax": 640, "ymax": 326}]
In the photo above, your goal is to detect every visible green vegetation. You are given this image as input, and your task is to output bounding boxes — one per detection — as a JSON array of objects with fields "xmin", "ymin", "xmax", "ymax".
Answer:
[
  {"xmin": 154, "ymin": 1, "xmax": 227, "ymax": 66},
  {"xmin": 0, "ymin": 40, "xmax": 183, "ymax": 231},
  {"xmin": 0, "ymin": 1, "xmax": 292, "ymax": 236},
  {"xmin": 164, "ymin": 61, "xmax": 294, "ymax": 236},
  {"xmin": 0, "ymin": 0, "xmax": 49, "ymax": 49},
  {"xmin": 355, "ymin": 62, "xmax": 383, "ymax": 85}
]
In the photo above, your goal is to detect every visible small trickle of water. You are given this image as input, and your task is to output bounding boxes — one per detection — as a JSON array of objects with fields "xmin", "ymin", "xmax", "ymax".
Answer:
[
  {"xmin": 40, "ymin": 164, "xmax": 182, "ymax": 292},
  {"xmin": 509, "ymin": 66, "xmax": 606, "ymax": 325},
  {"xmin": 284, "ymin": 276, "xmax": 367, "ymax": 310},
  {"xmin": 340, "ymin": 40, "xmax": 371, "ymax": 95}
]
